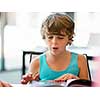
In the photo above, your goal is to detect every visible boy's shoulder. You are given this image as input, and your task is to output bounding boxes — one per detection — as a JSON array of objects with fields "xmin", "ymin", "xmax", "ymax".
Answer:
[{"xmin": 70, "ymin": 51, "xmax": 83, "ymax": 56}]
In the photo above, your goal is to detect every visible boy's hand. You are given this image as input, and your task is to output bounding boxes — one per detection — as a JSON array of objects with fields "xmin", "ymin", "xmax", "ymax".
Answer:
[
  {"xmin": 21, "ymin": 72, "xmax": 39, "ymax": 84},
  {"xmin": 54, "ymin": 73, "xmax": 79, "ymax": 82}
]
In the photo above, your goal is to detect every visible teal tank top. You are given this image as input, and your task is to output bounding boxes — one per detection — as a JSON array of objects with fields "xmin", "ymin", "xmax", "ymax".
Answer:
[{"xmin": 39, "ymin": 52, "xmax": 79, "ymax": 80}]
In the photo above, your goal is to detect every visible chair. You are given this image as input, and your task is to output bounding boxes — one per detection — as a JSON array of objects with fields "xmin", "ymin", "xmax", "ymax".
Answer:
[{"xmin": 22, "ymin": 51, "xmax": 44, "ymax": 76}]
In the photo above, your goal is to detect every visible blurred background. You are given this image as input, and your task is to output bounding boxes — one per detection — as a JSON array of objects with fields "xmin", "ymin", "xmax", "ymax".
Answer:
[{"xmin": 0, "ymin": 12, "xmax": 100, "ymax": 84}]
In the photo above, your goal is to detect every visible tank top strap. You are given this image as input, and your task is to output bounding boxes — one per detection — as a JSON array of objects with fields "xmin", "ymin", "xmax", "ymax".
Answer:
[
  {"xmin": 71, "ymin": 52, "xmax": 78, "ymax": 64},
  {"xmin": 39, "ymin": 53, "xmax": 47, "ymax": 68}
]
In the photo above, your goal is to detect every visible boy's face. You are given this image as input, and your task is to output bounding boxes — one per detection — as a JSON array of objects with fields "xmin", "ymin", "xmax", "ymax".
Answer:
[{"xmin": 45, "ymin": 31, "xmax": 69, "ymax": 55}]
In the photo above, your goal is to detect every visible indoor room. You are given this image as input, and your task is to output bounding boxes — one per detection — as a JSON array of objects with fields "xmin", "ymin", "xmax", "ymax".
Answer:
[{"xmin": 0, "ymin": 12, "xmax": 100, "ymax": 84}]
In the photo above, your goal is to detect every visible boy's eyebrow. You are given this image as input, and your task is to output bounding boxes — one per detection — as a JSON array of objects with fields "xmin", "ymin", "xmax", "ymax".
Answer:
[{"xmin": 47, "ymin": 33, "xmax": 67, "ymax": 36}]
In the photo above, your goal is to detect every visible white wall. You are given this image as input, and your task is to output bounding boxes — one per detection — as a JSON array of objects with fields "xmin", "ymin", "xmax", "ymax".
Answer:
[{"xmin": 3, "ymin": 12, "xmax": 100, "ymax": 70}]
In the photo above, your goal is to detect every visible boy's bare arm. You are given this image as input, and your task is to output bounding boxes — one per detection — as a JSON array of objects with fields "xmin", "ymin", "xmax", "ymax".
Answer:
[
  {"xmin": 21, "ymin": 57, "xmax": 40, "ymax": 84},
  {"xmin": 78, "ymin": 54, "xmax": 89, "ymax": 80}
]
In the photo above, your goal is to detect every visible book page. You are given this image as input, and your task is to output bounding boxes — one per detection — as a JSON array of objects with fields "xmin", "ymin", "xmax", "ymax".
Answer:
[{"xmin": 29, "ymin": 79, "xmax": 77, "ymax": 87}]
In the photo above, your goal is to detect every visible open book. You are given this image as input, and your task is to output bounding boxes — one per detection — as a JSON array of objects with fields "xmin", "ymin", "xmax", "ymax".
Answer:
[
  {"xmin": 11, "ymin": 79, "xmax": 92, "ymax": 87},
  {"xmin": 29, "ymin": 79, "xmax": 92, "ymax": 87}
]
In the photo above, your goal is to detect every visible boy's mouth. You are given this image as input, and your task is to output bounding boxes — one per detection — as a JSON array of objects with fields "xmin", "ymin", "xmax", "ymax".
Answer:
[{"xmin": 52, "ymin": 47, "xmax": 58, "ymax": 50}]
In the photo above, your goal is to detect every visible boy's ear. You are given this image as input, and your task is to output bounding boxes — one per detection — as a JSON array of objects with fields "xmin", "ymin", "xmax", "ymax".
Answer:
[
  {"xmin": 68, "ymin": 35, "xmax": 74, "ymax": 45},
  {"xmin": 68, "ymin": 39, "xmax": 73, "ymax": 45}
]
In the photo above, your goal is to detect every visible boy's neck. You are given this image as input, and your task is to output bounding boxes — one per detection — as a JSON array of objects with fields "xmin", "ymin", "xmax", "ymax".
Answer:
[{"xmin": 47, "ymin": 50, "xmax": 68, "ymax": 60}]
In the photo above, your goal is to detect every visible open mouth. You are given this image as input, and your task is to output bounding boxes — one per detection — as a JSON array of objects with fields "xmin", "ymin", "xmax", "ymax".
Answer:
[{"xmin": 52, "ymin": 47, "xmax": 58, "ymax": 50}]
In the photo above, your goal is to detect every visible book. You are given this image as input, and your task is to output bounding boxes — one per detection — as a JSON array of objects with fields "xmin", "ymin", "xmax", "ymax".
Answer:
[
  {"xmin": 29, "ymin": 79, "xmax": 92, "ymax": 87},
  {"xmin": 11, "ymin": 79, "xmax": 92, "ymax": 87}
]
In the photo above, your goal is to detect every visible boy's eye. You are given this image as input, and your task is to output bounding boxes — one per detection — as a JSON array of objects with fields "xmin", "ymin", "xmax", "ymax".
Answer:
[
  {"xmin": 47, "ymin": 36, "xmax": 53, "ymax": 39},
  {"xmin": 47, "ymin": 36, "xmax": 65, "ymax": 39},
  {"xmin": 57, "ymin": 36, "xmax": 64, "ymax": 39}
]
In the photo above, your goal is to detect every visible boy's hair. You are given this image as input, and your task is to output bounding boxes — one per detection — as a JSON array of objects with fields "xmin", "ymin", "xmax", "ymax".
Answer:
[{"xmin": 41, "ymin": 13, "xmax": 75, "ymax": 45}]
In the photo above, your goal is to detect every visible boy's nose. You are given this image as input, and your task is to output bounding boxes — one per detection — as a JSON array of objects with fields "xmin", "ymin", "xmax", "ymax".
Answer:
[{"xmin": 52, "ymin": 37, "xmax": 57, "ymax": 44}]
